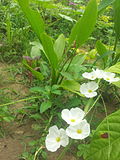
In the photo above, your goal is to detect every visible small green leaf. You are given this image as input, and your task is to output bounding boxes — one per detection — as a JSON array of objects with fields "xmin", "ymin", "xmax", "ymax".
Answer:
[
  {"xmin": 3, "ymin": 117, "xmax": 14, "ymax": 122},
  {"xmin": 30, "ymin": 87, "xmax": 45, "ymax": 93},
  {"xmin": 106, "ymin": 62, "xmax": 120, "ymax": 88},
  {"xmin": 68, "ymin": 54, "xmax": 86, "ymax": 71},
  {"xmin": 54, "ymin": 34, "xmax": 65, "ymax": 61},
  {"xmin": 30, "ymin": 113, "xmax": 41, "ymax": 120},
  {"xmin": 30, "ymin": 41, "xmax": 44, "ymax": 58},
  {"xmin": 59, "ymin": 13, "xmax": 76, "ymax": 22},
  {"xmin": 40, "ymin": 101, "xmax": 52, "ymax": 113},
  {"xmin": 69, "ymin": 0, "xmax": 97, "ymax": 48}
]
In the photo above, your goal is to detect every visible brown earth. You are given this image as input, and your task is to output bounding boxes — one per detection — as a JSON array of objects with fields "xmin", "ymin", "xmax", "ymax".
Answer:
[{"xmin": 0, "ymin": 63, "xmax": 77, "ymax": 160}]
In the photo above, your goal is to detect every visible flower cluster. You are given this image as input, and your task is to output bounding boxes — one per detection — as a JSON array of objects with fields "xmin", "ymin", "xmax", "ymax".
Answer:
[
  {"xmin": 45, "ymin": 107, "xmax": 90, "ymax": 152},
  {"xmin": 80, "ymin": 69, "xmax": 120, "ymax": 98}
]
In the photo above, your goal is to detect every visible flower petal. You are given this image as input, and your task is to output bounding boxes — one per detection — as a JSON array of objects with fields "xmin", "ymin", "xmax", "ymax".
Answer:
[
  {"xmin": 84, "ymin": 91, "xmax": 97, "ymax": 98},
  {"xmin": 66, "ymin": 120, "xmax": 90, "ymax": 140},
  {"xmin": 60, "ymin": 128, "xmax": 69, "ymax": 147},
  {"xmin": 80, "ymin": 83, "xmax": 89, "ymax": 94},
  {"xmin": 87, "ymin": 82, "xmax": 98, "ymax": 91},
  {"xmin": 61, "ymin": 109, "xmax": 71, "ymax": 124}
]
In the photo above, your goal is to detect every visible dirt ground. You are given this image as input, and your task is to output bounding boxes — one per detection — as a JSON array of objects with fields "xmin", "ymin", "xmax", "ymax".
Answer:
[{"xmin": 0, "ymin": 63, "xmax": 77, "ymax": 160}]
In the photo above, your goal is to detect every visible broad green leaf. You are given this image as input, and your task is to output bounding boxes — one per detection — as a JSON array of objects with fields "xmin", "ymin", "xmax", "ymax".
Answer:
[
  {"xmin": 86, "ymin": 109, "xmax": 120, "ymax": 160},
  {"xmin": 98, "ymin": 0, "xmax": 115, "ymax": 14},
  {"xmin": 23, "ymin": 60, "xmax": 44, "ymax": 80},
  {"xmin": 17, "ymin": 0, "xmax": 45, "ymax": 40},
  {"xmin": 69, "ymin": 0, "xmax": 97, "ymax": 48},
  {"xmin": 54, "ymin": 34, "xmax": 65, "ymax": 61},
  {"xmin": 106, "ymin": 62, "xmax": 120, "ymax": 74},
  {"xmin": 113, "ymin": 0, "xmax": 120, "ymax": 38},
  {"xmin": 40, "ymin": 101, "xmax": 52, "ymax": 113},
  {"xmin": 61, "ymin": 80, "xmax": 83, "ymax": 96},
  {"xmin": 40, "ymin": 33, "xmax": 58, "ymax": 70},
  {"xmin": 96, "ymin": 40, "xmax": 108, "ymax": 64}
]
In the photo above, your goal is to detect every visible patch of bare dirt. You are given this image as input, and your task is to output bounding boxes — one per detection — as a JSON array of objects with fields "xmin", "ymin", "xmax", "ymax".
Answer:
[
  {"xmin": 0, "ymin": 138, "xmax": 23, "ymax": 160},
  {"xmin": 0, "ymin": 63, "xmax": 77, "ymax": 160}
]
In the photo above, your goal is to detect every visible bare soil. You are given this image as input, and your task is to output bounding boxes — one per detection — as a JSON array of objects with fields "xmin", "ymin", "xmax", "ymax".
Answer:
[{"xmin": 0, "ymin": 63, "xmax": 77, "ymax": 160}]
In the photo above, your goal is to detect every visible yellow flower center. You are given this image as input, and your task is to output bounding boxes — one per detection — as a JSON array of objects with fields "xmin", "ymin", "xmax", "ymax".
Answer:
[
  {"xmin": 71, "ymin": 119, "xmax": 76, "ymax": 122},
  {"xmin": 77, "ymin": 129, "xmax": 82, "ymax": 134},
  {"xmin": 88, "ymin": 89, "xmax": 92, "ymax": 93},
  {"xmin": 106, "ymin": 78, "xmax": 110, "ymax": 80},
  {"xmin": 56, "ymin": 137, "xmax": 61, "ymax": 142}
]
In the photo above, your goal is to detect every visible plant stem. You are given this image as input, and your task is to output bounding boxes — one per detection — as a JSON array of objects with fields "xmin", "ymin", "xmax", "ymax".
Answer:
[
  {"xmin": 33, "ymin": 115, "xmax": 53, "ymax": 160},
  {"xmin": 85, "ymin": 95, "xmax": 101, "ymax": 116},
  {"xmin": 100, "ymin": 95, "xmax": 110, "ymax": 160},
  {"xmin": 57, "ymin": 140, "xmax": 73, "ymax": 160},
  {"xmin": 112, "ymin": 35, "xmax": 118, "ymax": 60},
  {"xmin": 84, "ymin": 98, "xmax": 94, "ymax": 113},
  {"xmin": 0, "ymin": 96, "xmax": 42, "ymax": 107},
  {"xmin": 58, "ymin": 49, "xmax": 76, "ymax": 84}
]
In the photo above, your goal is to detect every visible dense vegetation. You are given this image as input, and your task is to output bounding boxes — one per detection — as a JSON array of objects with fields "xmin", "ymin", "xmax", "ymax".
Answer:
[{"xmin": 0, "ymin": 0, "xmax": 120, "ymax": 159}]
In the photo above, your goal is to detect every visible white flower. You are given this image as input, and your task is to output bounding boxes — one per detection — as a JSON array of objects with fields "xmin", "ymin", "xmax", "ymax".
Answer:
[
  {"xmin": 80, "ymin": 82, "xmax": 98, "ymax": 98},
  {"xmin": 66, "ymin": 120, "xmax": 90, "ymax": 139},
  {"xmin": 82, "ymin": 71, "xmax": 97, "ymax": 80},
  {"xmin": 92, "ymin": 68, "xmax": 105, "ymax": 79},
  {"xmin": 103, "ymin": 72, "xmax": 120, "ymax": 83},
  {"xmin": 45, "ymin": 125, "xmax": 69, "ymax": 152},
  {"xmin": 61, "ymin": 107, "xmax": 85, "ymax": 126}
]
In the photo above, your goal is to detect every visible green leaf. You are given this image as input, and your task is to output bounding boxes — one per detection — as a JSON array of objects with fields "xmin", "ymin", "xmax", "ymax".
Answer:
[
  {"xmin": 106, "ymin": 62, "xmax": 120, "ymax": 74},
  {"xmin": 3, "ymin": 117, "xmax": 14, "ymax": 122},
  {"xmin": 96, "ymin": 40, "xmax": 108, "ymax": 64},
  {"xmin": 59, "ymin": 13, "xmax": 76, "ymax": 22},
  {"xmin": 112, "ymin": 81, "xmax": 120, "ymax": 88},
  {"xmin": 69, "ymin": 0, "xmax": 97, "ymax": 48},
  {"xmin": 86, "ymin": 109, "xmax": 120, "ymax": 160},
  {"xmin": 17, "ymin": 0, "xmax": 45, "ymax": 40},
  {"xmin": 106, "ymin": 62, "xmax": 120, "ymax": 88},
  {"xmin": 54, "ymin": 34, "xmax": 65, "ymax": 61},
  {"xmin": 30, "ymin": 113, "xmax": 42, "ymax": 120},
  {"xmin": 30, "ymin": 41, "xmax": 44, "ymax": 58},
  {"xmin": 23, "ymin": 60, "xmax": 44, "ymax": 80},
  {"xmin": 40, "ymin": 33, "xmax": 58, "ymax": 70},
  {"xmin": 69, "ymin": 54, "xmax": 86, "ymax": 70},
  {"xmin": 40, "ymin": 101, "xmax": 52, "ymax": 113},
  {"xmin": 113, "ymin": 0, "xmax": 120, "ymax": 38},
  {"xmin": 61, "ymin": 80, "xmax": 83, "ymax": 96},
  {"xmin": 30, "ymin": 87, "xmax": 45, "ymax": 93},
  {"xmin": 98, "ymin": 0, "xmax": 115, "ymax": 14}
]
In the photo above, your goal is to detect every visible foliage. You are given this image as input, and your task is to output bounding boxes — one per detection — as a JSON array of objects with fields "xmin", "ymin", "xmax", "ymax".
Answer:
[
  {"xmin": 86, "ymin": 109, "xmax": 120, "ymax": 160},
  {"xmin": 0, "ymin": 0, "xmax": 120, "ymax": 159}
]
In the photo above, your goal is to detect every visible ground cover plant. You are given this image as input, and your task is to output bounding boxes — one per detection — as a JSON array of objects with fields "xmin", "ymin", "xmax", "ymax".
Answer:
[{"xmin": 0, "ymin": 0, "xmax": 120, "ymax": 159}]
